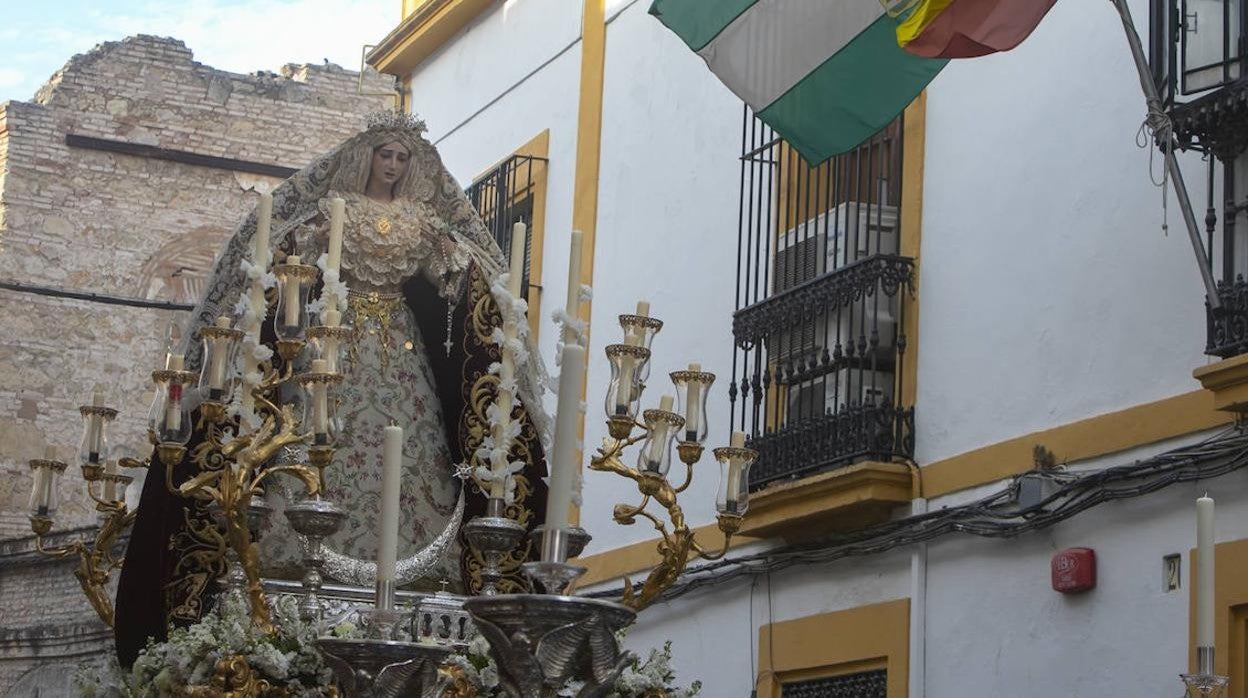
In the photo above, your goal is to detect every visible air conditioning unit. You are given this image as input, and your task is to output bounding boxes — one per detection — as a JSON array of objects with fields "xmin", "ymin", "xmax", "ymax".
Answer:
[
  {"xmin": 784, "ymin": 367, "xmax": 895, "ymax": 421},
  {"xmin": 772, "ymin": 202, "xmax": 900, "ymax": 360}
]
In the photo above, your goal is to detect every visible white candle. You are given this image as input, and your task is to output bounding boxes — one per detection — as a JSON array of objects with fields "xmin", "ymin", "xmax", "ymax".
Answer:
[
  {"xmin": 646, "ymin": 395, "xmax": 675, "ymax": 467},
  {"xmin": 249, "ymin": 193, "xmax": 272, "ymax": 331},
  {"xmin": 29, "ymin": 465, "xmax": 51, "ymax": 515},
  {"xmin": 636, "ymin": 300, "xmax": 650, "ymax": 318},
  {"xmin": 310, "ymin": 359, "xmax": 329, "ymax": 437},
  {"xmin": 684, "ymin": 362, "xmax": 702, "ymax": 442},
  {"xmin": 323, "ymin": 309, "xmax": 342, "ymax": 373},
  {"xmin": 563, "ymin": 231, "xmax": 584, "ymax": 344},
  {"xmin": 508, "ymin": 222, "xmax": 527, "ymax": 299},
  {"xmin": 1197, "ymin": 495, "xmax": 1216, "ymax": 647},
  {"xmin": 546, "ymin": 343, "xmax": 586, "ymax": 532},
  {"xmin": 103, "ymin": 460, "xmax": 117, "ymax": 502},
  {"xmin": 86, "ymin": 390, "xmax": 104, "ymax": 462},
  {"xmin": 326, "ymin": 197, "xmax": 345, "ymax": 314},
  {"xmin": 207, "ymin": 316, "xmax": 231, "ymax": 391},
  {"xmin": 282, "ymin": 255, "xmax": 302, "ymax": 328},
  {"xmin": 731, "ymin": 430, "xmax": 745, "ymax": 448},
  {"xmin": 490, "ymin": 354, "xmax": 515, "ymax": 500},
  {"xmin": 327, "ymin": 198, "xmax": 344, "ymax": 272},
  {"xmin": 166, "ymin": 355, "xmax": 184, "ymax": 434},
  {"xmin": 378, "ymin": 424, "xmax": 403, "ymax": 584},
  {"xmin": 614, "ymin": 331, "xmax": 639, "ymax": 412}
]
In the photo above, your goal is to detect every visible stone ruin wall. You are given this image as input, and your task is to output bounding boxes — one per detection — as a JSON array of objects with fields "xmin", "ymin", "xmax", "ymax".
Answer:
[{"xmin": 0, "ymin": 34, "xmax": 393, "ymax": 695}]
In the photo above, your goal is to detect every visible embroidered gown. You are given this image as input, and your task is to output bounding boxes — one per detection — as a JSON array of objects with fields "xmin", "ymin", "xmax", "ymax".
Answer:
[{"xmin": 261, "ymin": 189, "xmax": 470, "ymax": 587}]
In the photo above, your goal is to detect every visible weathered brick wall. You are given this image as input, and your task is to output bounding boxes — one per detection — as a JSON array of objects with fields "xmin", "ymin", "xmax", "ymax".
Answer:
[{"xmin": 0, "ymin": 34, "xmax": 392, "ymax": 695}]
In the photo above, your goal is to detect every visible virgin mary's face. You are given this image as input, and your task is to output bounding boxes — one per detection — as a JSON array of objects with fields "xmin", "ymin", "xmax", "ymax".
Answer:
[{"xmin": 369, "ymin": 141, "xmax": 411, "ymax": 190}]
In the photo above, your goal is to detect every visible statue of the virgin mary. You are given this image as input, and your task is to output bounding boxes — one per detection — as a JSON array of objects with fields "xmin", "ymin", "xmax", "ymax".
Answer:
[{"xmin": 114, "ymin": 112, "xmax": 550, "ymax": 665}]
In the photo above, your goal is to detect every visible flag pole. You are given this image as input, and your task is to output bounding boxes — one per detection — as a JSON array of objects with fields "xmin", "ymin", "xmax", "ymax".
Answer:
[{"xmin": 1108, "ymin": 0, "xmax": 1221, "ymax": 309}]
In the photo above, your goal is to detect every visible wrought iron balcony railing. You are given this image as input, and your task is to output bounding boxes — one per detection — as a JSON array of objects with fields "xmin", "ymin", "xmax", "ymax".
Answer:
[{"xmin": 729, "ymin": 108, "xmax": 914, "ymax": 491}]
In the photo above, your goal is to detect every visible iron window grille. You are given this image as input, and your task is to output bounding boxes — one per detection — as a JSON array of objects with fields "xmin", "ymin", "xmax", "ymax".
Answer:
[
  {"xmin": 465, "ymin": 154, "xmax": 548, "ymax": 295},
  {"xmin": 780, "ymin": 669, "xmax": 888, "ymax": 698},
  {"xmin": 730, "ymin": 107, "xmax": 915, "ymax": 491}
]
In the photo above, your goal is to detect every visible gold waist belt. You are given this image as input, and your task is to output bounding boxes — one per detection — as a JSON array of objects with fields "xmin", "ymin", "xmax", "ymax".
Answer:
[{"xmin": 347, "ymin": 290, "xmax": 405, "ymax": 370}]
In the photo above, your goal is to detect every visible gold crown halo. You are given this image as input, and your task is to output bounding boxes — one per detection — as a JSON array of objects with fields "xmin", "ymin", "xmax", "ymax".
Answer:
[{"xmin": 365, "ymin": 109, "xmax": 427, "ymax": 134}]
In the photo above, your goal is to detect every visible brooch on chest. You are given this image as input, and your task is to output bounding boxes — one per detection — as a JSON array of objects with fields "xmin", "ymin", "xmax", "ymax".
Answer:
[{"xmin": 374, "ymin": 217, "xmax": 393, "ymax": 235}]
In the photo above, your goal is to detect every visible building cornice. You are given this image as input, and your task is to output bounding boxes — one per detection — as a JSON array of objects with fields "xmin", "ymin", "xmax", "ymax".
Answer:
[{"xmin": 366, "ymin": 0, "xmax": 498, "ymax": 77}]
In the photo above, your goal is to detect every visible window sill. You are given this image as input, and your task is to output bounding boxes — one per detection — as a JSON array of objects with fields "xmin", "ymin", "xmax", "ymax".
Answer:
[
  {"xmin": 1193, "ymin": 354, "xmax": 1248, "ymax": 412},
  {"xmin": 741, "ymin": 461, "xmax": 915, "ymax": 541}
]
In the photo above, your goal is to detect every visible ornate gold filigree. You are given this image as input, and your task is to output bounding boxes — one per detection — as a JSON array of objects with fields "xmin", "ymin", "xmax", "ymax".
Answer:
[
  {"xmin": 347, "ymin": 290, "xmax": 403, "ymax": 371},
  {"xmin": 437, "ymin": 662, "xmax": 480, "ymax": 698},
  {"xmin": 588, "ymin": 426, "xmax": 740, "ymax": 611},
  {"xmin": 33, "ymin": 496, "xmax": 136, "ymax": 627}
]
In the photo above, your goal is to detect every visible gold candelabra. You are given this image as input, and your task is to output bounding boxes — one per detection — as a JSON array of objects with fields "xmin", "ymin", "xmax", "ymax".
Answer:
[
  {"xmin": 588, "ymin": 311, "xmax": 758, "ymax": 611},
  {"xmin": 27, "ymin": 400, "xmax": 142, "ymax": 627}
]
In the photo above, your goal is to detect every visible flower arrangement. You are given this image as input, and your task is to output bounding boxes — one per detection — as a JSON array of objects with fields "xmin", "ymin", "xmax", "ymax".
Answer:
[
  {"xmin": 73, "ymin": 595, "xmax": 333, "ymax": 697},
  {"xmin": 442, "ymin": 630, "xmax": 702, "ymax": 697}
]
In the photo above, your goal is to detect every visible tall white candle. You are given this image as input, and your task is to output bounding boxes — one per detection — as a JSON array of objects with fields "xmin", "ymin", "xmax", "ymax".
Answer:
[
  {"xmin": 326, "ymin": 197, "xmax": 345, "ymax": 314},
  {"xmin": 490, "ymin": 354, "xmax": 515, "ymax": 500},
  {"xmin": 684, "ymin": 363, "xmax": 702, "ymax": 442},
  {"xmin": 546, "ymin": 343, "xmax": 586, "ymax": 532},
  {"xmin": 1197, "ymin": 495, "xmax": 1216, "ymax": 647},
  {"xmin": 282, "ymin": 255, "xmax": 302, "ymax": 328},
  {"xmin": 508, "ymin": 222, "xmax": 527, "ymax": 299},
  {"xmin": 249, "ymin": 193, "xmax": 272, "ymax": 330},
  {"xmin": 563, "ymin": 231, "xmax": 584, "ymax": 344},
  {"xmin": 378, "ymin": 424, "xmax": 403, "ymax": 584},
  {"xmin": 327, "ymin": 198, "xmax": 345, "ymax": 272}
]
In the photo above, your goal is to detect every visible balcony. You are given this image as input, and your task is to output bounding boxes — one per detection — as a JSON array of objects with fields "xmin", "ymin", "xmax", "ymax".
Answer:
[{"xmin": 729, "ymin": 110, "xmax": 916, "ymax": 494}]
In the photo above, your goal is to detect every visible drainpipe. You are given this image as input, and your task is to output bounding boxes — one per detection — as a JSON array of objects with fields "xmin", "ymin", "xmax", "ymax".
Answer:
[{"xmin": 909, "ymin": 497, "xmax": 928, "ymax": 698}]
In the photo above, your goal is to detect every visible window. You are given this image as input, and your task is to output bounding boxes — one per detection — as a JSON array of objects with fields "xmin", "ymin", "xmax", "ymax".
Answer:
[
  {"xmin": 465, "ymin": 131, "xmax": 550, "ymax": 337},
  {"xmin": 730, "ymin": 107, "xmax": 916, "ymax": 490},
  {"xmin": 781, "ymin": 670, "xmax": 888, "ymax": 698},
  {"xmin": 1151, "ymin": 0, "xmax": 1247, "ymax": 99}
]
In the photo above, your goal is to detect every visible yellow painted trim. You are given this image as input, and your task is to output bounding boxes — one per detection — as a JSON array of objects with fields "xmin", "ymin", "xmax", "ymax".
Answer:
[
  {"xmin": 576, "ymin": 523, "xmax": 759, "ymax": 589},
  {"xmin": 899, "ymin": 94, "xmax": 925, "ymax": 411},
  {"xmin": 578, "ymin": 389, "xmax": 1229, "ymax": 587},
  {"xmin": 757, "ymin": 599, "xmax": 909, "ymax": 697},
  {"xmin": 1193, "ymin": 354, "xmax": 1248, "ymax": 412},
  {"xmin": 740, "ymin": 461, "xmax": 913, "ymax": 540},
  {"xmin": 568, "ymin": 0, "xmax": 606, "ymax": 527},
  {"xmin": 1190, "ymin": 538, "xmax": 1248, "ymax": 687},
  {"xmin": 924, "ymin": 389, "xmax": 1230, "ymax": 498},
  {"xmin": 367, "ymin": 0, "xmax": 497, "ymax": 77}
]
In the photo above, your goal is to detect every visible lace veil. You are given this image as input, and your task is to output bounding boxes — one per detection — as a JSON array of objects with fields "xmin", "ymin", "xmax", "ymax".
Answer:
[{"xmin": 182, "ymin": 113, "xmax": 551, "ymax": 441}]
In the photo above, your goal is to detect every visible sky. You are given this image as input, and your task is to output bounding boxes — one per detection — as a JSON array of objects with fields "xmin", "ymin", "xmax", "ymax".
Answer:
[{"xmin": 0, "ymin": 0, "xmax": 399, "ymax": 104}]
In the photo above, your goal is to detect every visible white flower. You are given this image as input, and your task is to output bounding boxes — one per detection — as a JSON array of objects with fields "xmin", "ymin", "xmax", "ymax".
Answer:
[{"xmin": 252, "ymin": 344, "xmax": 273, "ymax": 362}]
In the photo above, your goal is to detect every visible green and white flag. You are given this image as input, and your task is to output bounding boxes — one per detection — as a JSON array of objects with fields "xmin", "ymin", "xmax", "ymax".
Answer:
[{"xmin": 649, "ymin": 0, "xmax": 947, "ymax": 164}]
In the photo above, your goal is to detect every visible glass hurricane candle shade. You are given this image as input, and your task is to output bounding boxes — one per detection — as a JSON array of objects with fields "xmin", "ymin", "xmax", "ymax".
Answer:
[
  {"xmin": 28, "ymin": 460, "xmax": 65, "ymax": 519},
  {"xmin": 604, "ymin": 344, "xmax": 651, "ymax": 421},
  {"xmin": 273, "ymin": 257, "xmax": 317, "ymax": 341},
  {"xmin": 78, "ymin": 401, "xmax": 117, "ymax": 466},
  {"xmin": 298, "ymin": 369, "xmax": 342, "ymax": 446},
  {"xmin": 146, "ymin": 375, "xmax": 169, "ymax": 438},
  {"xmin": 307, "ymin": 326, "xmax": 351, "ymax": 375},
  {"xmin": 198, "ymin": 318, "xmax": 245, "ymax": 404},
  {"xmin": 671, "ymin": 370, "xmax": 715, "ymax": 444},
  {"xmin": 637, "ymin": 409, "xmax": 685, "ymax": 477},
  {"xmin": 155, "ymin": 379, "xmax": 194, "ymax": 445},
  {"xmin": 618, "ymin": 314, "xmax": 663, "ymax": 382},
  {"xmin": 712, "ymin": 446, "xmax": 758, "ymax": 517}
]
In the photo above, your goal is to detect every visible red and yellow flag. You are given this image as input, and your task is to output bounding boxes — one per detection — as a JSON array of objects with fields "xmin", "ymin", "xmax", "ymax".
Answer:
[{"xmin": 897, "ymin": 0, "xmax": 1058, "ymax": 59}]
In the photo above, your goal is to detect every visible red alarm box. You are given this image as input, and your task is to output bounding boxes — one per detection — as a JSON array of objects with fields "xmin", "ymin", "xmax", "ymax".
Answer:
[{"xmin": 1051, "ymin": 547, "xmax": 1096, "ymax": 593}]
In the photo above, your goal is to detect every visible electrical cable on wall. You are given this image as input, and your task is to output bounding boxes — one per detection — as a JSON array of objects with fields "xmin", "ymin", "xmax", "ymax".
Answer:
[{"xmin": 587, "ymin": 425, "xmax": 1248, "ymax": 604}]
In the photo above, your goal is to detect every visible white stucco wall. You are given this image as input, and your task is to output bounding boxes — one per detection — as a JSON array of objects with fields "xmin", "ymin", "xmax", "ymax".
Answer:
[
  {"xmin": 915, "ymin": 0, "xmax": 1215, "ymax": 465},
  {"xmin": 582, "ymin": 0, "xmax": 745, "ymax": 552}
]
